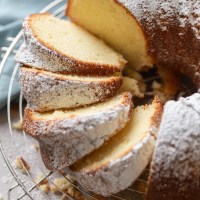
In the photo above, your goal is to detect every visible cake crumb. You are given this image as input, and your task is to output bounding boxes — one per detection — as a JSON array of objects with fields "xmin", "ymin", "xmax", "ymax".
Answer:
[
  {"xmin": 35, "ymin": 173, "xmax": 48, "ymax": 185},
  {"xmin": 15, "ymin": 157, "xmax": 30, "ymax": 174},
  {"xmin": 68, "ymin": 187, "xmax": 86, "ymax": 200},
  {"xmin": 123, "ymin": 67, "xmax": 146, "ymax": 93},
  {"xmin": 13, "ymin": 120, "xmax": 22, "ymax": 130},
  {"xmin": 152, "ymin": 81, "xmax": 162, "ymax": 90},
  {"xmin": 123, "ymin": 66, "xmax": 143, "ymax": 81},
  {"xmin": 50, "ymin": 175, "xmax": 75, "ymax": 193},
  {"xmin": 39, "ymin": 184, "xmax": 50, "ymax": 193},
  {"xmin": 61, "ymin": 188, "xmax": 85, "ymax": 200},
  {"xmin": 0, "ymin": 193, "xmax": 3, "ymax": 200},
  {"xmin": 119, "ymin": 77, "xmax": 144, "ymax": 98},
  {"xmin": 153, "ymin": 67, "xmax": 180, "ymax": 103},
  {"xmin": 49, "ymin": 175, "xmax": 85, "ymax": 199}
]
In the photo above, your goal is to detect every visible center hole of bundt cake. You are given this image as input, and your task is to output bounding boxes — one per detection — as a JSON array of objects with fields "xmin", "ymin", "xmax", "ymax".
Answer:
[{"xmin": 126, "ymin": 66, "xmax": 197, "ymax": 107}]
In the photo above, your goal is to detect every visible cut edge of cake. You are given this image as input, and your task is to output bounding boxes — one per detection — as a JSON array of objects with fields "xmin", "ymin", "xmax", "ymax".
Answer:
[
  {"xmin": 66, "ymin": 0, "xmax": 154, "ymax": 71},
  {"xmin": 70, "ymin": 96, "xmax": 163, "ymax": 196},
  {"xmin": 22, "ymin": 92, "xmax": 133, "ymax": 170}
]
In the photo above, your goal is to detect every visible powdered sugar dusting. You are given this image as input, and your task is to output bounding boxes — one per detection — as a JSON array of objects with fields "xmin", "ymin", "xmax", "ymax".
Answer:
[
  {"xmin": 19, "ymin": 67, "xmax": 122, "ymax": 112},
  {"xmin": 73, "ymin": 133, "xmax": 155, "ymax": 196},
  {"xmin": 71, "ymin": 99, "xmax": 162, "ymax": 196},
  {"xmin": 117, "ymin": 0, "xmax": 200, "ymax": 85},
  {"xmin": 148, "ymin": 93, "xmax": 200, "ymax": 199},
  {"xmin": 23, "ymin": 93, "xmax": 133, "ymax": 170},
  {"xmin": 118, "ymin": 0, "xmax": 200, "ymax": 38}
]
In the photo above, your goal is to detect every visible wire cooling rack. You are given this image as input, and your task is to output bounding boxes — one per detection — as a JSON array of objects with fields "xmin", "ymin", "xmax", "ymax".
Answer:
[{"xmin": 0, "ymin": 0, "xmax": 150, "ymax": 199}]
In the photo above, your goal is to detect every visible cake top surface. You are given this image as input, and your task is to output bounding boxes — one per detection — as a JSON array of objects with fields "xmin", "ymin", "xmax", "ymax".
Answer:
[{"xmin": 118, "ymin": 0, "xmax": 200, "ymax": 38}]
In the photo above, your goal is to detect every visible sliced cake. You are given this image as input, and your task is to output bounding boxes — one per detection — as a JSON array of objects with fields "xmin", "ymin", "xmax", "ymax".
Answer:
[
  {"xmin": 22, "ymin": 92, "xmax": 133, "ymax": 171},
  {"xmin": 67, "ymin": 0, "xmax": 200, "ymax": 87},
  {"xmin": 70, "ymin": 97, "xmax": 162, "ymax": 196},
  {"xmin": 19, "ymin": 67, "xmax": 123, "ymax": 112},
  {"xmin": 147, "ymin": 93, "xmax": 200, "ymax": 200},
  {"xmin": 67, "ymin": 0, "xmax": 153, "ymax": 71},
  {"xmin": 15, "ymin": 13, "xmax": 126, "ymax": 76}
]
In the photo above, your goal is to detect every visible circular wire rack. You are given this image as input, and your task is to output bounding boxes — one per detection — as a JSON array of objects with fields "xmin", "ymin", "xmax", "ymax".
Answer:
[{"xmin": 0, "ymin": 1, "xmax": 149, "ymax": 199}]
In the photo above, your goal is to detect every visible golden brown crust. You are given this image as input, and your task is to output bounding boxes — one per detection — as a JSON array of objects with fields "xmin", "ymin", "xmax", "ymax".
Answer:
[
  {"xmin": 25, "ymin": 13, "xmax": 126, "ymax": 76},
  {"xmin": 40, "ymin": 146, "xmax": 56, "ymax": 171},
  {"xmin": 22, "ymin": 108, "xmax": 41, "ymax": 138},
  {"xmin": 22, "ymin": 109, "xmax": 66, "ymax": 171},
  {"xmin": 23, "ymin": 63, "xmax": 121, "ymax": 76},
  {"xmin": 22, "ymin": 65, "xmax": 123, "ymax": 82}
]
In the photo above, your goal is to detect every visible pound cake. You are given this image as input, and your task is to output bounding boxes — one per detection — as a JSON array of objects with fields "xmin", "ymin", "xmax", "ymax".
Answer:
[
  {"xmin": 15, "ymin": 13, "xmax": 126, "ymax": 76},
  {"xmin": 70, "ymin": 97, "xmax": 162, "ymax": 196},
  {"xmin": 147, "ymin": 92, "xmax": 200, "ymax": 200},
  {"xmin": 19, "ymin": 67, "xmax": 123, "ymax": 112},
  {"xmin": 22, "ymin": 92, "xmax": 133, "ymax": 171},
  {"xmin": 17, "ymin": 0, "xmax": 200, "ymax": 197}
]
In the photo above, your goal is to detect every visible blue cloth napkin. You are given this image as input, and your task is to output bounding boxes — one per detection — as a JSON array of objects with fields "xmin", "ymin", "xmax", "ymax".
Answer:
[{"xmin": 0, "ymin": 0, "xmax": 64, "ymax": 109}]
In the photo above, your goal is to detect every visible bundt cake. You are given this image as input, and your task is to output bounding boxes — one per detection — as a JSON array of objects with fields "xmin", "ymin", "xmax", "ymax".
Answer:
[
  {"xmin": 15, "ymin": 13, "xmax": 126, "ymax": 76},
  {"xmin": 147, "ymin": 92, "xmax": 200, "ymax": 200},
  {"xmin": 22, "ymin": 92, "xmax": 133, "ymax": 170},
  {"xmin": 67, "ymin": 0, "xmax": 200, "ymax": 87},
  {"xmin": 70, "ymin": 97, "xmax": 162, "ymax": 196},
  {"xmin": 19, "ymin": 66, "xmax": 123, "ymax": 112}
]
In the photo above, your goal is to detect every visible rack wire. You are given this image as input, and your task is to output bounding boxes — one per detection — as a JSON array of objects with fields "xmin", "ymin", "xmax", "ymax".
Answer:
[
  {"xmin": 0, "ymin": 1, "xmax": 195, "ymax": 199},
  {"xmin": 0, "ymin": 1, "xmax": 148, "ymax": 199}
]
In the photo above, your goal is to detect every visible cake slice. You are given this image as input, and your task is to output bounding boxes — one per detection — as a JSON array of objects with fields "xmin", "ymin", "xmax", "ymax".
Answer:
[
  {"xmin": 70, "ymin": 97, "xmax": 162, "ymax": 196},
  {"xmin": 19, "ymin": 66, "xmax": 123, "ymax": 112},
  {"xmin": 15, "ymin": 13, "xmax": 126, "ymax": 76},
  {"xmin": 67, "ymin": 0, "xmax": 153, "ymax": 71},
  {"xmin": 22, "ymin": 92, "xmax": 133, "ymax": 171}
]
